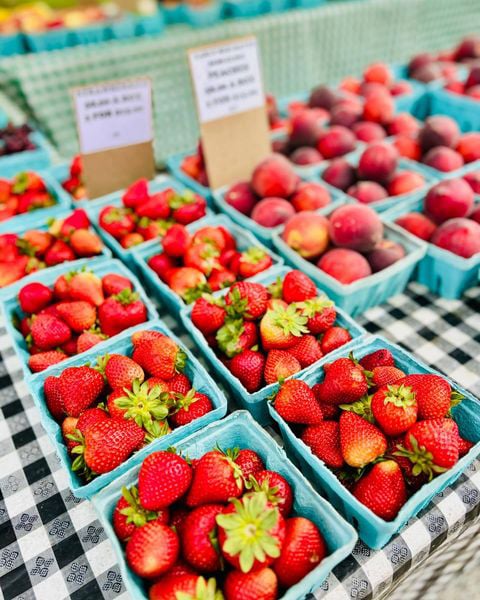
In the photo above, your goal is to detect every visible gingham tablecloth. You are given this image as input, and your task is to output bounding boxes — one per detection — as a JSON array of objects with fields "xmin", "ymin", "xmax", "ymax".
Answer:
[{"xmin": 0, "ymin": 282, "xmax": 479, "ymax": 600}]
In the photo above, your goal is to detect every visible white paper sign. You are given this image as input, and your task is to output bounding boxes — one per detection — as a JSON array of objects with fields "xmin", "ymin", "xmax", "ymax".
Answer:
[
  {"xmin": 189, "ymin": 37, "xmax": 265, "ymax": 124},
  {"xmin": 72, "ymin": 78, "xmax": 153, "ymax": 155}
]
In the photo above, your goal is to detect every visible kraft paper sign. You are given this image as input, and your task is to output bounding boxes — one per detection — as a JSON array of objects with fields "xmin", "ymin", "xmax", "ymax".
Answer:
[
  {"xmin": 188, "ymin": 36, "xmax": 271, "ymax": 191},
  {"xmin": 72, "ymin": 77, "xmax": 155, "ymax": 199}
]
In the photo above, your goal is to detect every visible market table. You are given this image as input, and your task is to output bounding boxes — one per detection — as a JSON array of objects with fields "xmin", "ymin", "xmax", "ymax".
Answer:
[{"xmin": 0, "ymin": 281, "xmax": 479, "ymax": 600}]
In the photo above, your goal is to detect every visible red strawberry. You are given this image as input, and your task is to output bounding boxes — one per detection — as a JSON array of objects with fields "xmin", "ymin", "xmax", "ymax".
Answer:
[
  {"xmin": 398, "ymin": 374, "xmax": 455, "ymax": 420},
  {"xmin": 217, "ymin": 492, "xmax": 286, "ymax": 572},
  {"xmin": 371, "ymin": 366, "xmax": 405, "ymax": 388},
  {"xmin": 216, "ymin": 319, "xmax": 258, "ymax": 358},
  {"xmin": 44, "ymin": 376, "xmax": 65, "ymax": 421},
  {"xmin": 102, "ymin": 273, "xmax": 133, "ymax": 296},
  {"xmin": 191, "ymin": 296, "xmax": 226, "ymax": 335},
  {"xmin": 260, "ymin": 304, "xmax": 309, "ymax": 350},
  {"xmin": 53, "ymin": 275, "xmax": 70, "ymax": 301},
  {"xmin": 126, "ymin": 520, "xmax": 179, "ymax": 578},
  {"xmin": 44, "ymin": 240, "xmax": 75, "ymax": 266},
  {"xmin": 167, "ymin": 373, "xmax": 191, "ymax": 395},
  {"xmin": 208, "ymin": 268, "xmax": 236, "ymax": 291},
  {"xmin": 98, "ymin": 290, "xmax": 147, "ymax": 337},
  {"xmin": 150, "ymin": 575, "xmax": 219, "ymax": 600},
  {"xmin": 131, "ymin": 330, "xmax": 166, "ymax": 346},
  {"xmin": 77, "ymin": 330, "xmax": 107, "ymax": 354},
  {"xmin": 182, "ymin": 504, "xmax": 224, "ymax": 572},
  {"xmin": 186, "ymin": 450, "xmax": 244, "ymax": 507},
  {"xmin": 301, "ymin": 421, "xmax": 344, "ymax": 468},
  {"xmin": 192, "ymin": 225, "xmax": 230, "ymax": 250},
  {"xmin": 316, "ymin": 357, "xmax": 368, "ymax": 405},
  {"xmin": 296, "ymin": 297, "xmax": 335, "ymax": 335},
  {"xmin": 359, "ymin": 349, "xmax": 395, "ymax": 371},
  {"xmin": 371, "ymin": 383, "xmax": 418, "ymax": 436},
  {"xmin": 60, "ymin": 209, "xmax": 90, "ymax": 237},
  {"xmin": 56, "ymin": 301, "xmax": 96, "ymax": 333},
  {"xmin": 169, "ymin": 191, "xmax": 207, "ymax": 224},
  {"xmin": 170, "ymin": 390, "xmax": 212, "ymax": 428},
  {"xmin": 101, "ymin": 354, "xmax": 144, "ymax": 389},
  {"xmin": 458, "ymin": 437, "xmax": 474, "ymax": 457},
  {"xmin": 113, "ymin": 485, "xmax": 161, "ymax": 542},
  {"xmin": 132, "ymin": 337, "xmax": 186, "ymax": 380},
  {"xmin": 139, "ymin": 451, "xmax": 192, "ymax": 510},
  {"xmin": 122, "ymin": 178, "xmax": 149, "ymax": 208},
  {"xmin": 136, "ymin": 193, "xmax": 170, "ymax": 220},
  {"xmin": 273, "ymin": 517, "xmax": 325, "ymax": 587},
  {"xmin": 353, "ymin": 460, "xmax": 407, "ymax": 520},
  {"xmin": 233, "ymin": 448, "xmax": 265, "ymax": 479},
  {"xmin": 282, "ymin": 270, "xmax": 317, "ymax": 303},
  {"xmin": 21, "ymin": 230, "xmax": 53, "ymax": 257},
  {"xmin": 237, "ymin": 247, "xmax": 273, "ymax": 279},
  {"xmin": 224, "ymin": 568, "xmax": 278, "ymax": 600},
  {"xmin": 321, "ymin": 327, "xmax": 352, "ymax": 354},
  {"xmin": 312, "ymin": 383, "xmax": 340, "ymax": 419},
  {"xmin": 288, "ymin": 335, "xmax": 323, "ymax": 368},
  {"xmin": 340, "ymin": 411, "xmax": 387, "ymax": 468},
  {"xmin": 58, "ymin": 366, "xmax": 104, "ymax": 417},
  {"xmin": 19, "ymin": 316, "xmax": 31, "ymax": 338},
  {"xmin": 169, "ymin": 267, "xmax": 208, "ymax": 303},
  {"xmin": 69, "ymin": 229, "xmax": 102, "ymax": 257},
  {"xmin": 68, "ymin": 271, "xmax": 104, "ymax": 306},
  {"xmin": 99, "ymin": 206, "xmax": 136, "ymax": 239},
  {"xmin": 31, "ymin": 314, "xmax": 71, "ymax": 350},
  {"xmin": 274, "ymin": 379, "xmax": 323, "ymax": 425},
  {"xmin": 184, "ymin": 242, "xmax": 221, "ymax": 276},
  {"xmin": 229, "ymin": 349, "xmax": 265, "ymax": 393},
  {"xmin": 264, "ymin": 350, "xmax": 301, "ymax": 385},
  {"xmin": 29, "ymin": 350, "xmax": 67, "ymax": 372},
  {"xmin": 0, "ymin": 258, "xmax": 28, "ymax": 287},
  {"xmin": 162, "ymin": 224, "xmax": 192, "ymax": 258},
  {"xmin": 254, "ymin": 470, "xmax": 293, "ymax": 517},
  {"xmin": 60, "ymin": 337, "xmax": 78, "ymax": 356},
  {"xmin": 76, "ymin": 407, "xmax": 109, "ymax": 435},
  {"xmin": 18, "ymin": 282, "xmax": 52, "ymax": 314},
  {"xmin": 121, "ymin": 232, "xmax": 144, "ymax": 248},
  {"xmin": 226, "ymin": 281, "xmax": 269, "ymax": 320},
  {"xmin": 148, "ymin": 253, "xmax": 178, "ymax": 282},
  {"xmin": 62, "ymin": 416, "xmax": 79, "ymax": 451}
]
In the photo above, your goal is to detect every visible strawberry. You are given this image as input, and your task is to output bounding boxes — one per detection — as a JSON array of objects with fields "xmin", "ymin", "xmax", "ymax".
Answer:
[
  {"xmin": 273, "ymin": 517, "xmax": 325, "ymax": 587},
  {"xmin": 62, "ymin": 416, "xmax": 79, "ymax": 451},
  {"xmin": 296, "ymin": 297, "xmax": 336, "ymax": 334},
  {"xmin": 301, "ymin": 422, "xmax": 344, "ymax": 468},
  {"xmin": 359, "ymin": 349, "xmax": 395, "ymax": 371},
  {"xmin": 216, "ymin": 319, "xmax": 258, "ymax": 357},
  {"xmin": 253, "ymin": 470, "xmax": 293, "ymax": 517},
  {"xmin": 169, "ymin": 267, "xmax": 208, "ymax": 302},
  {"xmin": 18, "ymin": 282, "xmax": 52, "ymax": 314},
  {"xmin": 56, "ymin": 301, "xmax": 96, "ymax": 333},
  {"xmin": 60, "ymin": 336, "xmax": 78, "ymax": 356},
  {"xmin": 321, "ymin": 327, "xmax": 352, "ymax": 354},
  {"xmin": 170, "ymin": 390, "xmax": 212, "ymax": 427},
  {"xmin": 371, "ymin": 384, "xmax": 418, "ymax": 436},
  {"xmin": 100, "ymin": 354, "xmax": 145, "ymax": 389},
  {"xmin": 229, "ymin": 349, "xmax": 265, "ymax": 393},
  {"xmin": 282, "ymin": 270, "xmax": 317, "ymax": 303},
  {"xmin": 167, "ymin": 373, "xmax": 191, "ymax": 395},
  {"xmin": 20, "ymin": 230, "xmax": 53, "ymax": 257},
  {"xmin": 131, "ymin": 330, "xmax": 166, "ymax": 346},
  {"xmin": 99, "ymin": 206, "xmax": 136, "ymax": 239},
  {"xmin": 162, "ymin": 224, "xmax": 192, "ymax": 257},
  {"xmin": 224, "ymin": 568, "xmax": 278, "ymax": 600},
  {"xmin": 69, "ymin": 229, "xmax": 102, "ymax": 257},
  {"xmin": 76, "ymin": 407, "xmax": 109, "ymax": 435},
  {"xmin": 182, "ymin": 504, "xmax": 224, "ymax": 572},
  {"xmin": 12, "ymin": 171, "xmax": 46, "ymax": 194},
  {"xmin": 288, "ymin": 335, "xmax": 323, "ymax": 368},
  {"xmin": 191, "ymin": 295, "xmax": 226, "ymax": 335},
  {"xmin": 192, "ymin": 226, "xmax": 230, "ymax": 250},
  {"xmin": 19, "ymin": 316, "xmax": 31, "ymax": 337},
  {"xmin": 44, "ymin": 376, "xmax": 65, "ymax": 421},
  {"xmin": 398, "ymin": 374, "xmax": 457, "ymax": 420},
  {"xmin": 136, "ymin": 192, "xmax": 171, "ymax": 220},
  {"xmin": 274, "ymin": 379, "xmax": 323, "ymax": 425},
  {"xmin": 121, "ymin": 232, "xmax": 144, "ymax": 248},
  {"xmin": 233, "ymin": 448, "xmax": 265, "ymax": 479},
  {"xmin": 132, "ymin": 337, "xmax": 186, "ymax": 380},
  {"xmin": 98, "ymin": 289, "xmax": 147, "ymax": 337},
  {"xmin": 139, "ymin": 451, "xmax": 192, "ymax": 510},
  {"xmin": 122, "ymin": 178, "xmax": 149, "ymax": 209},
  {"xmin": 68, "ymin": 271, "xmax": 104, "ymax": 306},
  {"xmin": 186, "ymin": 450, "xmax": 244, "ymax": 507},
  {"xmin": 76, "ymin": 330, "xmax": 107, "ymax": 353},
  {"xmin": 226, "ymin": 282, "xmax": 269, "ymax": 321},
  {"xmin": 264, "ymin": 350, "xmax": 301, "ymax": 385},
  {"xmin": 169, "ymin": 191, "xmax": 207, "ymax": 224},
  {"xmin": 260, "ymin": 304, "xmax": 309, "ymax": 350},
  {"xmin": 53, "ymin": 275, "xmax": 70, "ymax": 301},
  {"xmin": 458, "ymin": 437, "xmax": 474, "ymax": 457},
  {"xmin": 148, "ymin": 252, "xmax": 178, "ymax": 281},
  {"xmin": 208, "ymin": 267, "xmax": 236, "ymax": 291},
  {"xmin": 184, "ymin": 242, "xmax": 221, "ymax": 276},
  {"xmin": 151, "ymin": 575, "xmax": 221, "ymax": 600},
  {"xmin": 70, "ymin": 155, "xmax": 82, "ymax": 177},
  {"xmin": 136, "ymin": 218, "xmax": 169, "ymax": 241},
  {"xmin": 29, "ymin": 350, "xmax": 67, "ymax": 372},
  {"xmin": 126, "ymin": 520, "xmax": 179, "ymax": 578},
  {"xmin": 59, "ymin": 209, "xmax": 90, "ymax": 237},
  {"xmin": 102, "ymin": 273, "xmax": 132, "ymax": 296},
  {"xmin": 44, "ymin": 240, "xmax": 75, "ymax": 266},
  {"xmin": 113, "ymin": 485, "xmax": 160, "ymax": 542},
  {"xmin": 0, "ymin": 258, "xmax": 28, "ymax": 287},
  {"xmin": 58, "ymin": 366, "xmax": 104, "ymax": 417},
  {"xmin": 31, "ymin": 314, "xmax": 71, "ymax": 350},
  {"xmin": 316, "ymin": 357, "xmax": 368, "ymax": 405},
  {"xmin": 217, "ymin": 492, "xmax": 286, "ymax": 572},
  {"xmin": 237, "ymin": 247, "xmax": 273, "ymax": 279},
  {"xmin": 312, "ymin": 383, "xmax": 340, "ymax": 419},
  {"xmin": 371, "ymin": 366, "xmax": 405, "ymax": 388},
  {"xmin": 340, "ymin": 412, "xmax": 387, "ymax": 468},
  {"xmin": 353, "ymin": 460, "xmax": 407, "ymax": 520}
]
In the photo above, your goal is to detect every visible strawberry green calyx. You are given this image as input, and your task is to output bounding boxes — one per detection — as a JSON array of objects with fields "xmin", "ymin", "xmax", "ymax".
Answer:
[
  {"xmin": 297, "ymin": 296, "xmax": 333, "ymax": 317},
  {"xmin": 225, "ymin": 286, "xmax": 249, "ymax": 318},
  {"xmin": 16, "ymin": 238, "xmax": 37, "ymax": 257},
  {"xmin": 450, "ymin": 391, "xmax": 464, "ymax": 410},
  {"xmin": 216, "ymin": 492, "xmax": 282, "ymax": 573},
  {"xmin": 144, "ymin": 419, "xmax": 171, "ymax": 444},
  {"xmin": 120, "ymin": 485, "xmax": 158, "ymax": 527},
  {"xmin": 383, "ymin": 384, "xmax": 416, "ymax": 408},
  {"xmin": 216, "ymin": 319, "xmax": 245, "ymax": 358},
  {"xmin": 156, "ymin": 219, "xmax": 174, "ymax": 236},
  {"xmin": 102, "ymin": 207, "xmax": 132, "ymax": 223},
  {"xmin": 246, "ymin": 474, "xmax": 281, "ymax": 508},
  {"xmin": 94, "ymin": 354, "xmax": 110, "ymax": 379},
  {"xmin": 12, "ymin": 172, "xmax": 29, "ymax": 194},
  {"xmin": 267, "ymin": 277, "xmax": 283, "ymax": 299},
  {"xmin": 242, "ymin": 247, "xmax": 267, "ymax": 264},
  {"xmin": 340, "ymin": 395, "xmax": 374, "ymax": 423},
  {"xmin": 174, "ymin": 347, "xmax": 188, "ymax": 373},
  {"xmin": 394, "ymin": 436, "xmax": 448, "ymax": 480},
  {"xmin": 113, "ymin": 289, "xmax": 140, "ymax": 306},
  {"xmin": 171, "ymin": 388, "xmax": 197, "ymax": 413},
  {"xmin": 269, "ymin": 304, "xmax": 308, "ymax": 337},
  {"xmin": 169, "ymin": 190, "xmax": 197, "ymax": 210},
  {"xmin": 176, "ymin": 577, "xmax": 224, "ymax": 600},
  {"xmin": 114, "ymin": 379, "xmax": 170, "ymax": 430},
  {"xmin": 183, "ymin": 282, "xmax": 211, "ymax": 304},
  {"xmin": 68, "ymin": 431, "xmax": 95, "ymax": 481}
]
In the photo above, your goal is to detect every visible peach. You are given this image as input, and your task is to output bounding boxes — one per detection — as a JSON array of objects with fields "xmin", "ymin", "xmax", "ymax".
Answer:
[
  {"xmin": 322, "ymin": 158, "xmax": 356, "ymax": 191},
  {"xmin": 395, "ymin": 212, "xmax": 437, "ymax": 241},
  {"xmin": 317, "ymin": 248, "xmax": 372, "ymax": 284},
  {"xmin": 357, "ymin": 143, "xmax": 398, "ymax": 183},
  {"xmin": 408, "ymin": 52, "xmax": 435, "ymax": 75},
  {"xmin": 392, "ymin": 135, "xmax": 422, "ymax": 161},
  {"xmin": 272, "ymin": 138, "xmax": 288, "ymax": 154},
  {"xmin": 431, "ymin": 218, "xmax": 480, "ymax": 258},
  {"xmin": 329, "ymin": 204, "xmax": 383, "ymax": 252},
  {"xmin": 360, "ymin": 82, "xmax": 390, "ymax": 98},
  {"xmin": 352, "ymin": 121, "xmax": 386, "ymax": 143},
  {"xmin": 469, "ymin": 205, "xmax": 480, "ymax": 224},
  {"xmin": 464, "ymin": 171, "xmax": 480, "ymax": 194},
  {"xmin": 366, "ymin": 240, "xmax": 406, "ymax": 272},
  {"xmin": 251, "ymin": 154, "xmax": 300, "ymax": 199},
  {"xmin": 411, "ymin": 63, "xmax": 443, "ymax": 83},
  {"xmin": 390, "ymin": 81, "xmax": 413, "ymax": 96},
  {"xmin": 362, "ymin": 91, "xmax": 395, "ymax": 125},
  {"xmin": 308, "ymin": 85, "xmax": 341, "ymax": 110},
  {"xmin": 347, "ymin": 181, "xmax": 388, "ymax": 204},
  {"xmin": 457, "ymin": 133, "xmax": 480, "ymax": 163},
  {"xmin": 291, "ymin": 182, "xmax": 331, "ymax": 212},
  {"xmin": 329, "ymin": 102, "xmax": 362, "ymax": 128},
  {"xmin": 453, "ymin": 36, "xmax": 480, "ymax": 61},
  {"xmin": 282, "ymin": 212, "xmax": 330, "ymax": 259},
  {"xmin": 317, "ymin": 126, "xmax": 357, "ymax": 159},
  {"xmin": 423, "ymin": 147, "xmax": 464, "ymax": 172},
  {"xmin": 225, "ymin": 182, "xmax": 257, "ymax": 215},
  {"xmin": 251, "ymin": 197, "xmax": 295, "ymax": 228},
  {"xmin": 425, "ymin": 178, "xmax": 475, "ymax": 223},
  {"xmin": 387, "ymin": 171, "xmax": 425, "ymax": 196},
  {"xmin": 339, "ymin": 76, "xmax": 362, "ymax": 95},
  {"xmin": 288, "ymin": 110, "xmax": 325, "ymax": 149},
  {"xmin": 387, "ymin": 113, "xmax": 421, "ymax": 137},
  {"xmin": 419, "ymin": 116, "xmax": 461, "ymax": 152},
  {"xmin": 290, "ymin": 147, "xmax": 323, "ymax": 166},
  {"xmin": 363, "ymin": 63, "xmax": 393, "ymax": 86},
  {"xmin": 465, "ymin": 66, "xmax": 480, "ymax": 90}
]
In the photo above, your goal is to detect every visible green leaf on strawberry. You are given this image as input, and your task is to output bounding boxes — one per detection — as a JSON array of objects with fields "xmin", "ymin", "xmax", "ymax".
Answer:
[
  {"xmin": 340, "ymin": 394, "xmax": 374, "ymax": 423},
  {"xmin": 119, "ymin": 485, "xmax": 158, "ymax": 528},
  {"xmin": 114, "ymin": 379, "xmax": 170, "ymax": 430}
]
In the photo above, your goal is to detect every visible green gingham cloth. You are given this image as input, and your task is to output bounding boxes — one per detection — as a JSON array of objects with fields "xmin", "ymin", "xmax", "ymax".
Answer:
[{"xmin": 0, "ymin": 0, "xmax": 480, "ymax": 164}]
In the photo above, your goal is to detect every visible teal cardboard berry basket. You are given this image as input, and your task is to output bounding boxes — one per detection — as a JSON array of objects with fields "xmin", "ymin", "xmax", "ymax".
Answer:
[
  {"xmin": 272, "ymin": 212, "xmax": 427, "ymax": 316},
  {"xmin": 131, "ymin": 213, "xmax": 283, "ymax": 316},
  {"xmin": 429, "ymin": 87, "xmax": 480, "ymax": 132},
  {"xmin": 268, "ymin": 335, "xmax": 480, "ymax": 549},
  {"xmin": 180, "ymin": 266, "xmax": 366, "ymax": 425},
  {"xmin": 27, "ymin": 320, "xmax": 228, "ymax": 499},
  {"xmin": 184, "ymin": 0, "xmax": 225, "ymax": 27},
  {"xmin": 382, "ymin": 193, "xmax": 480, "ymax": 299},
  {"xmin": 91, "ymin": 410, "xmax": 358, "ymax": 600},
  {"xmin": 0, "ymin": 32, "xmax": 25, "ymax": 56},
  {"xmin": 86, "ymin": 175, "xmax": 211, "ymax": 270},
  {"xmin": 225, "ymin": 0, "xmax": 266, "ymax": 18},
  {"xmin": 0, "ymin": 131, "xmax": 51, "ymax": 179},
  {"xmin": 2, "ymin": 258, "xmax": 159, "ymax": 383}
]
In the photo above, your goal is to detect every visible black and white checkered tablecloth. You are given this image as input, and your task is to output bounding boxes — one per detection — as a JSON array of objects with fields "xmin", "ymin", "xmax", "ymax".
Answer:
[{"xmin": 0, "ymin": 282, "xmax": 479, "ymax": 600}]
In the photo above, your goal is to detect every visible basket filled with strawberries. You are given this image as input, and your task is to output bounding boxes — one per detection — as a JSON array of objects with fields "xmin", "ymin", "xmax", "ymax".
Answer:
[
  {"xmin": 28, "ymin": 322, "xmax": 228, "ymax": 498},
  {"xmin": 0, "ymin": 208, "xmax": 110, "ymax": 297},
  {"xmin": 2, "ymin": 258, "xmax": 158, "ymax": 379},
  {"xmin": 268, "ymin": 336, "xmax": 480, "ymax": 549},
  {"xmin": 92, "ymin": 410, "xmax": 358, "ymax": 600},
  {"xmin": 0, "ymin": 170, "xmax": 71, "ymax": 232},
  {"xmin": 131, "ymin": 214, "xmax": 282, "ymax": 315},
  {"xmin": 88, "ymin": 176, "xmax": 209, "ymax": 268},
  {"xmin": 180, "ymin": 267, "xmax": 365, "ymax": 424}
]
